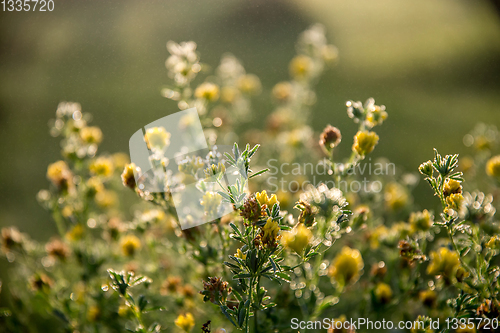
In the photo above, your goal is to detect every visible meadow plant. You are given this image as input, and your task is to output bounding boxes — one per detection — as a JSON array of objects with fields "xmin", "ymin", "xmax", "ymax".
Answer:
[{"xmin": 1, "ymin": 24, "xmax": 499, "ymax": 333}]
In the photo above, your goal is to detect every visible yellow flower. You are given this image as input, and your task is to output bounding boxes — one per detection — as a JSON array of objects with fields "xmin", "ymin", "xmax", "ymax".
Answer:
[
  {"xmin": 237, "ymin": 74, "xmax": 261, "ymax": 95},
  {"xmin": 486, "ymin": 235, "xmax": 500, "ymax": 250},
  {"xmin": 95, "ymin": 190, "xmax": 117, "ymax": 208},
  {"xmin": 419, "ymin": 289, "xmax": 437, "ymax": 308},
  {"xmin": 426, "ymin": 247, "xmax": 459, "ymax": 279},
  {"xmin": 486, "ymin": 155, "xmax": 500, "ymax": 178},
  {"xmin": 79, "ymin": 126, "xmax": 102, "ymax": 144},
  {"xmin": 235, "ymin": 248, "xmax": 247, "ymax": 260},
  {"xmin": 329, "ymin": 246, "xmax": 364, "ymax": 286},
  {"xmin": 409, "ymin": 209, "xmax": 433, "ymax": 233},
  {"xmin": 272, "ymin": 81, "xmax": 293, "ymax": 101},
  {"xmin": 1, "ymin": 227, "xmax": 24, "ymax": 253},
  {"xmin": 443, "ymin": 179, "xmax": 462, "ymax": 197},
  {"xmin": 255, "ymin": 190, "xmax": 279, "ymax": 209},
  {"xmin": 86, "ymin": 177, "xmax": 104, "ymax": 196},
  {"xmin": 369, "ymin": 225, "xmax": 389, "ymax": 249},
  {"xmin": 120, "ymin": 235, "xmax": 141, "ymax": 257},
  {"xmin": 194, "ymin": 82, "xmax": 220, "ymax": 101},
  {"xmin": 366, "ymin": 105, "xmax": 388, "ymax": 128},
  {"xmin": 475, "ymin": 135, "xmax": 491, "ymax": 151},
  {"xmin": 281, "ymin": 224, "xmax": 313, "ymax": 255},
  {"xmin": 65, "ymin": 224, "xmax": 84, "ymax": 241},
  {"xmin": 175, "ymin": 313, "xmax": 195, "ymax": 332},
  {"xmin": 289, "ymin": 55, "xmax": 313, "ymax": 79},
  {"xmin": 384, "ymin": 182, "xmax": 408, "ymax": 211},
  {"xmin": 61, "ymin": 205, "xmax": 73, "ymax": 218},
  {"xmin": 374, "ymin": 282, "xmax": 392, "ymax": 304},
  {"xmin": 121, "ymin": 163, "xmax": 137, "ymax": 189},
  {"xmin": 89, "ymin": 157, "xmax": 114, "ymax": 177},
  {"xmin": 178, "ymin": 156, "xmax": 205, "ymax": 175},
  {"xmin": 391, "ymin": 222, "xmax": 412, "ymax": 239},
  {"xmin": 47, "ymin": 160, "xmax": 72, "ymax": 190},
  {"xmin": 200, "ymin": 192, "xmax": 222, "ymax": 217},
  {"xmin": 144, "ymin": 127, "xmax": 171, "ymax": 151},
  {"xmin": 446, "ymin": 193, "xmax": 464, "ymax": 211},
  {"xmin": 141, "ymin": 209, "xmax": 166, "ymax": 224},
  {"xmin": 352, "ymin": 131, "xmax": 379, "ymax": 156},
  {"xmin": 261, "ymin": 218, "xmax": 280, "ymax": 247}
]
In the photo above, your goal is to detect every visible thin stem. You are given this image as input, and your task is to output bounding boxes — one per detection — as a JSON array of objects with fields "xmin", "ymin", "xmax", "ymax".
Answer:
[
  {"xmin": 446, "ymin": 225, "xmax": 474, "ymax": 278},
  {"xmin": 245, "ymin": 276, "xmax": 254, "ymax": 333},
  {"xmin": 254, "ymin": 276, "xmax": 261, "ymax": 333}
]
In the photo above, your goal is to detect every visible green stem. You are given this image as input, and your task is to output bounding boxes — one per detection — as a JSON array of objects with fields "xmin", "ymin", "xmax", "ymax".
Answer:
[
  {"xmin": 446, "ymin": 225, "xmax": 474, "ymax": 278},
  {"xmin": 254, "ymin": 276, "xmax": 261, "ymax": 333},
  {"xmin": 245, "ymin": 276, "xmax": 254, "ymax": 333}
]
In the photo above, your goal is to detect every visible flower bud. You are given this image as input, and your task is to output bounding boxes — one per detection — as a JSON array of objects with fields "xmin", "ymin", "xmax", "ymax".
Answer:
[
  {"xmin": 374, "ymin": 282, "xmax": 392, "ymax": 304},
  {"xmin": 319, "ymin": 125, "xmax": 342, "ymax": 154},
  {"xmin": 443, "ymin": 179, "xmax": 462, "ymax": 197},
  {"xmin": 486, "ymin": 155, "xmax": 500, "ymax": 178},
  {"xmin": 352, "ymin": 131, "xmax": 379, "ymax": 156},
  {"xmin": 281, "ymin": 224, "xmax": 313, "ymax": 255},
  {"xmin": 418, "ymin": 161, "xmax": 433, "ymax": 177}
]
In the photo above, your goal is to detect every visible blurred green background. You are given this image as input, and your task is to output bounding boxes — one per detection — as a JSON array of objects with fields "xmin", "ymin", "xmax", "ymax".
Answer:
[{"xmin": 0, "ymin": 0, "xmax": 499, "ymax": 244}]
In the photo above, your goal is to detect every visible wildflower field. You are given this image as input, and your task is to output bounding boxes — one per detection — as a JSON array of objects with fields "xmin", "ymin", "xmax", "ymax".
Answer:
[{"xmin": 1, "ymin": 1, "xmax": 500, "ymax": 333}]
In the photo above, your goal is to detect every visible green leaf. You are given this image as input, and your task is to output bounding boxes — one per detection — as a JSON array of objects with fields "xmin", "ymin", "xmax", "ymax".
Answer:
[
  {"xmin": 249, "ymin": 168, "xmax": 268, "ymax": 179},
  {"xmin": 233, "ymin": 273, "xmax": 252, "ymax": 279},
  {"xmin": 238, "ymin": 301, "xmax": 246, "ymax": 327},
  {"xmin": 138, "ymin": 295, "xmax": 148, "ymax": 312},
  {"xmin": 275, "ymin": 272, "xmax": 290, "ymax": 282},
  {"xmin": 220, "ymin": 305, "xmax": 237, "ymax": 327}
]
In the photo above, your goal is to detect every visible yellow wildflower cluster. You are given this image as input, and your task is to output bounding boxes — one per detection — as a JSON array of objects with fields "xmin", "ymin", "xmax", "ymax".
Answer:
[
  {"xmin": 144, "ymin": 127, "xmax": 171, "ymax": 151},
  {"xmin": 204, "ymin": 162, "xmax": 225, "ymax": 179},
  {"xmin": 237, "ymin": 74, "xmax": 261, "ymax": 95},
  {"xmin": 200, "ymin": 192, "xmax": 222, "ymax": 217},
  {"xmin": 352, "ymin": 131, "xmax": 379, "ymax": 156},
  {"xmin": 366, "ymin": 104, "xmax": 388, "ymax": 128},
  {"xmin": 272, "ymin": 82, "xmax": 293, "ymax": 101},
  {"xmin": 409, "ymin": 209, "xmax": 433, "ymax": 233},
  {"xmin": 255, "ymin": 190, "xmax": 279, "ymax": 209},
  {"xmin": 329, "ymin": 246, "xmax": 364, "ymax": 286},
  {"xmin": 121, "ymin": 163, "xmax": 137, "ymax": 189},
  {"xmin": 281, "ymin": 224, "xmax": 312, "ymax": 255},
  {"xmin": 419, "ymin": 289, "xmax": 437, "ymax": 308},
  {"xmin": 194, "ymin": 82, "xmax": 220, "ymax": 102},
  {"xmin": 175, "ymin": 313, "xmax": 195, "ymax": 332},
  {"xmin": 178, "ymin": 156, "xmax": 205, "ymax": 175},
  {"xmin": 120, "ymin": 235, "xmax": 141, "ymax": 257},
  {"xmin": 426, "ymin": 247, "xmax": 461, "ymax": 281},
  {"xmin": 89, "ymin": 157, "xmax": 114, "ymax": 177},
  {"xmin": 442, "ymin": 179, "xmax": 464, "ymax": 213},
  {"xmin": 289, "ymin": 55, "xmax": 313, "ymax": 79},
  {"xmin": 374, "ymin": 282, "xmax": 392, "ymax": 304},
  {"xmin": 259, "ymin": 218, "xmax": 281, "ymax": 248},
  {"xmin": 486, "ymin": 155, "xmax": 500, "ymax": 178},
  {"xmin": 47, "ymin": 160, "xmax": 73, "ymax": 190},
  {"xmin": 384, "ymin": 183, "xmax": 408, "ymax": 211},
  {"xmin": 79, "ymin": 126, "xmax": 102, "ymax": 144}
]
